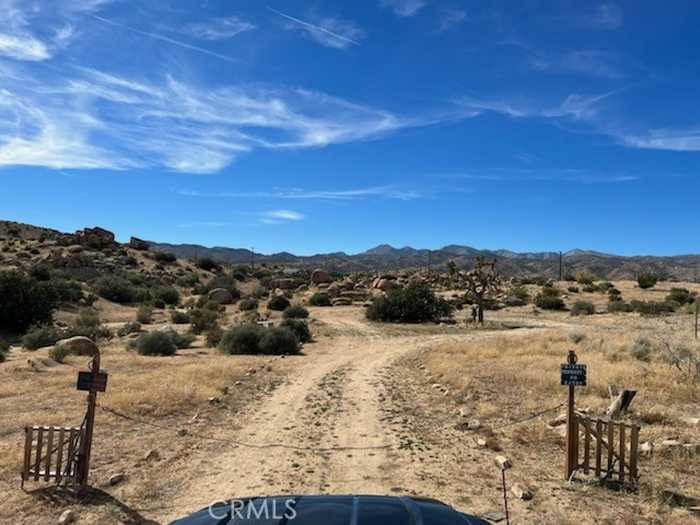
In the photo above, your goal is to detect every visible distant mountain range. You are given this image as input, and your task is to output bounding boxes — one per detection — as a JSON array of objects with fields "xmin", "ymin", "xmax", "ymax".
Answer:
[
  {"xmin": 2, "ymin": 219, "xmax": 698, "ymax": 281},
  {"xmin": 149, "ymin": 240, "xmax": 700, "ymax": 281}
]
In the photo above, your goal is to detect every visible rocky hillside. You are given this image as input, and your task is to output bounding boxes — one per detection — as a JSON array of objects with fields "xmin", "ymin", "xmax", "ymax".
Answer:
[{"xmin": 3, "ymin": 219, "xmax": 699, "ymax": 280}]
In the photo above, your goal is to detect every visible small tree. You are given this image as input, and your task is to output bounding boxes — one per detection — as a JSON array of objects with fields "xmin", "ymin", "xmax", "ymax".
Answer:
[{"xmin": 464, "ymin": 257, "xmax": 503, "ymax": 324}]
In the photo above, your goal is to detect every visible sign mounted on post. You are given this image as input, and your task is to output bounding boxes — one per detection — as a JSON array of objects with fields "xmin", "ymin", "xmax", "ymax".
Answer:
[
  {"xmin": 76, "ymin": 371, "xmax": 109, "ymax": 393},
  {"xmin": 560, "ymin": 363, "xmax": 587, "ymax": 386}
]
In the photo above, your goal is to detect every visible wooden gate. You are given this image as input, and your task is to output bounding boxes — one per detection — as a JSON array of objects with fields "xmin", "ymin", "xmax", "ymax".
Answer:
[
  {"xmin": 21, "ymin": 421, "xmax": 86, "ymax": 490},
  {"xmin": 572, "ymin": 414, "xmax": 640, "ymax": 483}
]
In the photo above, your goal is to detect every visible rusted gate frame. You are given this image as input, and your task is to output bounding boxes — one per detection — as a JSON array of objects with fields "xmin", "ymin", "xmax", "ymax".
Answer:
[{"xmin": 572, "ymin": 414, "xmax": 640, "ymax": 483}]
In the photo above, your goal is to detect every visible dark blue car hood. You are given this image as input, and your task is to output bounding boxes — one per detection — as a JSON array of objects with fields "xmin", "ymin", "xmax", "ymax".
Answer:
[{"xmin": 169, "ymin": 495, "xmax": 491, "ymax": 525}]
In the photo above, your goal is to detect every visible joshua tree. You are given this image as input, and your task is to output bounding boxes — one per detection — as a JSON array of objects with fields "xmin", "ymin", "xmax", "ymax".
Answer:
[
  {"xmin": 464, "ymin": 256, "xmax": 503, "ymax": 324},
  {"xmin": 446, "ymin": 259, "xmax": 458, "ymax": 284}
]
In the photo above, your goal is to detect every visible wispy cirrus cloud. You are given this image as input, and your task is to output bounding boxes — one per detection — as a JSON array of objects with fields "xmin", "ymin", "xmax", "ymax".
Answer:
[
  {"xmin": 0, "ymin": 0, "xmax": 108, "ymax": 61},
  {"xmin": 176, "ymin": 185, "xmax": 429, "ymax": 201},
  {"xmin": 380, "ymin": 0, "xmax": 426, "ymax": 18},
  {"xmin": 267, "ymin": 6, "xmax": 363, "ymax": 49},
  {"xmin": 616, "ymin": 128, "xmax": 700, "ymax": 152},
  {"xmin": 0, "ymin": 65, "xmax": 471, "ymax": 172},
  {"xmin": 451, "ymin": 168, "xmax": 639, "ymax": 184},
  {"xmin": 182, "ymin": 16, "xmax": 255, "ymax": 40},
  {"xmin": 574, "ymin": 3, "xmax": 623, "ymax": 30},
  {"xmin": 437, "ymin": 8, "xmax": 466, "ymax": 32}
]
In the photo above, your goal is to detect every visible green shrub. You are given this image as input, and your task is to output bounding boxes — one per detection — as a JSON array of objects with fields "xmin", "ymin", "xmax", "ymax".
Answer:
[
  {"xmin": 535, "ymin": 294, "xmax": 565, "ymax": 310},
  {"xmin": 190, "ymin": 307, "xmax": 219, "ymax": 334},
  {"xmin": 666, "ymin": 288, "xmax": 694, "ymax": 306},
  {"xmin": 259, "ymin": 327, "xmax": 299, "ymax": 355},
  {"xmin": 219, "ymin": 324, "xmax": 265, "ymax": 355},
  {"xmin": 630, "ymin": 337, "xmax": 654, "ymax": 361},
  {"xmin": 607, "ymin": 288, "xmax": 622, "ymax": 299},
  {"xmin": 597, "ymin": 282, "xmax": 614, "ymax": 291},
  {"xmin": 582, "ymin": 284, "xmax": 598, "ymax": 293},
  {"xmin": 283, "ymin": 305, "xmax": 309, "ymax": 319},
  {"xmin": 153, "ymin": 251, "xmax": 177, "ymax": 264},
  {"xmin": 117, "ymin": 321, "xmax": 141, "ymax": 336},
  {"xmin": 50, "ymin": 278, "xmax": 83, "ymax": 303},
  {"xmin": 567, "ymin": 286, "xmax": 579, "ymax": 293},
  {"xmin": 637, "ymin": 272, "xmax": 658, "ymax": 289},
  {"xmin": 22, "ymin": 324, "xmax": 60, "ymax": 350},
  {"xmin": 510, "ymin": 286, "xmax": 530, "ymax": 302},
  {"xmin": 629, "ymin": 300, "xmax": 676, "ymax": 315},
  {"xmin": 136, "ymin": 304, "xmax": 153, "ymax": 324},
  {"xmin": 0, "ymin": 270, "xmax": 58, "ymax": 332},
  {"xmin": 575, "ymin": 272, "xmax": 596, "ymax": 285},
  {"xmin": 239, "ymin": 298, "xmax": 258, "ymax": 311},
  {"xmin": 69, "ymin": 308, "xmax": 111, "ymax": 340},
  {"xmin": 49, "ymin": 344, "xmax": 69, "ymax": 363},
  {"xmin": 252, "ymin": 285, "xmax": 268, "ymax": 299},
  {"xmin": 280, "ymin": 319, "xmax": 312, "ymax": 343},
  {"xmin": 29, "ymin": 264, "xmax": 52, "ymax": 281},
  {"xmin": 308, "ymin": 292, "xmax": 331, "ymax": 306},
  {"xmin": 268, "ymin": 295, "xmax": 291, "ymax": 311},
  {"xmin": 366, "ymin": 283, "xmax": 454, "ymax": 323},
  {"xmin": 206, "ymin": 323, "xmax": 223, "ymax": 347},
  {"xmin": 154, "ymin": 286, "xmax": 180, "ymax": 306},
  {"xmin": 608, "ymin": 301, "xmax": 632, "ymax": 313},
  {"xmin": 0, "ymin": 340, "xmax": 9, "ymax": 362},
  {"xmin": 95, "ymin": 275, "xmax": 137, "ymax": 303},
  {"xmin": 171, "ymin": 310, "xmax": 191, "ymax": 324},
  {"xmin": 570, "ymin": 301, "xmax": 595, "ymax": 316},
  {"xmin": 134, "ymin": 331, "xmax": 177, "ymax": 356},
  {"xmin": 195, "ymin": 257, "xmax": 220, "ymax": 272},
  {"xmin": 162, "ymin": 329, "xmax": 196, "ymax": 349}
]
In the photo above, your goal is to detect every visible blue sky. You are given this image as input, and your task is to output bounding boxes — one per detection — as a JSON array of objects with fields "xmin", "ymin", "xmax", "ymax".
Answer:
[{"xmin": 1, "ymin": 1, "xmax": 699, "ymax": 256}]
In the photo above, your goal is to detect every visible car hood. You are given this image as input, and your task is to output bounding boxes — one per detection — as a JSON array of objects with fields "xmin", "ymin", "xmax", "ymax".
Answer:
[{"xmin": 169, "ymin": 495, "xmax": 491, "ymax": 525}]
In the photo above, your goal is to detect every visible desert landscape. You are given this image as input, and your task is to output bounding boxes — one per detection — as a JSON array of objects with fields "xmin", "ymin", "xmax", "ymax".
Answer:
[{"xmin": 0, "ymin": 220, "xmax": 698, "ymax": 525}]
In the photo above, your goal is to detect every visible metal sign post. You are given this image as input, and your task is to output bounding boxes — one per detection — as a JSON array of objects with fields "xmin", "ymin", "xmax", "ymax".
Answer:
[
  {"xmin": 75, "ymin": 350, "xmax": 108, "ymax": 494},
  {"xmin": 561, "ymin": 350, "xmax": 586, "ymax": 480}
]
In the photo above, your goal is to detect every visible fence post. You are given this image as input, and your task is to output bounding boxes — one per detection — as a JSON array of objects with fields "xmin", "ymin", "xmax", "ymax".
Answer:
[
  {"xmin": 76, "ymin": 351, "xmax": 101, "ymax": 494},
  {"xmin": 565, "ymin": 351, "xmax": 577, "ymax": 480}
]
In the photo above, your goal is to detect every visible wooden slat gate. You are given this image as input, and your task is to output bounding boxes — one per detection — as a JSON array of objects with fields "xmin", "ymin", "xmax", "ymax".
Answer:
[
  {"xmin": 572, "ymin": 414, "xmax": 640, "ymax": 484},
  {"xmin": 21, "ymin": 419, "xmax": 86, "ymax": 490}
]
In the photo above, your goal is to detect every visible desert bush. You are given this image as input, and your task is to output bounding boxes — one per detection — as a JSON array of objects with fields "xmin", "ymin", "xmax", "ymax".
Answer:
[
  {"xmin": 117, "ymin": 321, "xmax": 141, "ymax": 337},
  {"xmin": 567, "ymin": 286, "xmax": 579, "ymax": 293},
  {"xmin": 582, "ymin": 284, "xmax": 598, "ymax": 293},
  {"xmin": 69, "ymin": 308, "xmax": 111, "ymax": 340},
  {"xmin": 153, "ymin": 251, "xmax": 177, "ymax": 264},
  {"xmin": 570, "ymin": 301, "xmax": 595, "ymax": 316},
  {"xmin": 49, "ymin": 278, "xmax": 83, "ymax": 303},
  {"xmin": 535, "ymin": 293, "xmax": 565, "ymax": 310},
  {"xmin": 162, "ymin": 329, "xmax": 196, "ymax": 349},
  {"xmin": 29, "ymin": 264, "xmax": 52, "ymax": 281},
  {"xmin": 608, "ymin": 287, "xmax": 622, "ymax": 299},
  {"xmin": 608, "ymin": 301, "xmax": 632, "ymax": 313},
  {"xmin": 0, "ymin": 340, "xmax": 9, "ymax": 362},
  {"xmin": 280, "ymin": 318, "xmax": 312, "ymax": 343},
  {"xmin": 366, "ymin": 283, "xmax": 454, "ymax": 323},
  {"xmin": 666, "ymin": 287, "xmax": 695, "ymax": 306},
  {"xmin": 48, "ymin": 344, "xmax": 69, "ymax": 363},
  {"xmin": 95, "ymin": 275, "xmax": 137, "ymax": 303},
  {"xmin": 308, "ymin": 292, "xmax": 331, "ymax": 306},
  {"xmin": 268, "ymin": 295, "xmax": 291, "ymax": 311},
  {"xmin": 510, "ymin": 286, "xmax": 530, "ymax": 302},
  {"xmin": 134, "ymin": 331, "xmax": 177, "ymax": 356},
  {"xmin": 195, "ymin": 257, "xmax": 220, "ymax": 272},
  {"xmin": 630, "ymin": 337, "xmax": 654, "ymax": 361},
  {"xmin": 283, "ymin": 305, "xmax": 309, "ymax": 319},
  {"xmin": 22, "ymin": 324, "xmax": 60, "ymax": 350},
  {"xmin": 0, "ymin": 270, "xmax": 58, "ymax": 332},
  {"xmin": 190, "ymin": 307, "xmax": 219, "ymax": 334},
  {"xmin": 637, "ymin": 272, "xmax": 658, "ymax": 289},
  {"xmin": 154, "ymin": 286, "xmax": 180, "ymax": 306},
  {"xmin": 136, "ymin": 304, "xmax": 153, "ymax": 324},
  {"xmin": 219, "ymin": 324, "xmax": 265, "ymax": 355},
  {"xmin": 597, "ymin": 281, "xmax": 614, "ymax": 291},
  {"xmin": 540, "ymin": 284, "xmax": 561, "ymax": 297},
  {"xmin": 563, "ymin": 273, "xmax": 576, "ymax": 282},
  {"xmin": 629, "ymin": 300, "xmax": 676, "ymax": 315},
  {"xmin": 171, "ymin": 310, "xmax": 191, "ymax": 324},
  {"xmin": 575, "ymin": 272, "xmax": 596, "ymax": 285},
  {"xmin": 569, "ymin": 332, "xmax": 586, "ymax": 344},
  {"xmin": 259, "ymin": 327, "xmax": 299, "ymax": 355},
  {"xmin": 206, "ymin": 323, "xmax": 224, "ymax": 347},
  {"xmin": 239, "ymin": 298, "xmax": 258, "ymax": 311},
  {"xmin": 252, "ymin": 285, "xmax": 268, "ymax": 299}
]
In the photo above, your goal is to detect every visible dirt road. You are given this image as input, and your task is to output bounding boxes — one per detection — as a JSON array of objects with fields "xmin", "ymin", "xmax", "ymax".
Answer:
[{"xmin": 162, "ymin": 308, "xmax": 542, "ymax": 523}]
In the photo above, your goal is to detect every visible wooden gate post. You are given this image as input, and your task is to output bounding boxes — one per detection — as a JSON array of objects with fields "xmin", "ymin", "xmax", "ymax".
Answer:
[
  {"xmin": 561, "ymin": 350, "xmax": 586, "ymax": 480},
  {"xmin": 76, "ymin": 350, "xmax": 106, "ymax": 494}
]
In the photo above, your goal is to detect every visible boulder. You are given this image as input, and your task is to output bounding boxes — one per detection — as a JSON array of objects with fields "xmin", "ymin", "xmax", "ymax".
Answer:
[
  {"xmin": 272, "ymin": 278, "xmax": 300, "ymax": 290},
  {"xmin": 331, "ymin": 297, "xmax": 352, "ymax": 306},
  {"xmin": 55, "ymin": 336, "xmax": 98, "ymax": 357},
  {"xmin": 208, "ymin": 288, "xmax": 234, "ymax": 304},
  {"xmin": 58, "ymin": 510, "xmax": 77, "ymax": 525},
  {"xmin": 75, "ymin": 227, "xmax": 115, "ymax": 250},
  {"xmin": 310, "ymin": 269, "xmax": 331, "ymax": 284},
  {"xmin": 511, "ymin": 483, "xmax": 533, "ymax": 500},
  {"xmin": 129, "ymin": 237, "xmax": 150, "ymax": 251},
  {"xmin": 109, "ymin": 473, "xmax": 126, "ymax": 486}
]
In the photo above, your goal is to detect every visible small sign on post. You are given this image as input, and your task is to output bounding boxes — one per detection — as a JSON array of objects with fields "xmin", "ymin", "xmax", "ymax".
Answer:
[{"xmin": 563, "ymin": 350, "xmax": 586, "ymax": 481}]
